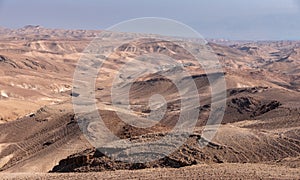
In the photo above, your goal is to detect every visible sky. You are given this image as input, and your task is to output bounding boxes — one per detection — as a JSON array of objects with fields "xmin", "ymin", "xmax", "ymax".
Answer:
[{"xmin": 0, "ymin": 0, "xmax": 300, "ymax": 40}]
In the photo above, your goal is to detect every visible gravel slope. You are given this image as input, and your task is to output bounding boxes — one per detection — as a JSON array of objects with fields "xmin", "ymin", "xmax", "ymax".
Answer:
[{"xmin": 1, "ymin": 163, "xmax": 300, "ymax": 180}]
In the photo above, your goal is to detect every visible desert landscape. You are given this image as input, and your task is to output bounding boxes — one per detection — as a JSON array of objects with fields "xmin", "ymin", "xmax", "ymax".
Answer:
[{"xmin": 0, "ymin": 25, "xmax": 300, "ymax": 179}]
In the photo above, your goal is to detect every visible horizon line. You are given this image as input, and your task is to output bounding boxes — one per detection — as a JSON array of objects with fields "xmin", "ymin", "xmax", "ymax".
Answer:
[{"xmin": 1, "ymin": 24, "xmax": 300, "ymax": 42}]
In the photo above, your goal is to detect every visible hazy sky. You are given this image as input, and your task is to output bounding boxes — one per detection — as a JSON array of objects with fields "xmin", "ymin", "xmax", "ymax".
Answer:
[{"xmin": 0, "ymin": 0, "xmax": 300, "ymax": 40}]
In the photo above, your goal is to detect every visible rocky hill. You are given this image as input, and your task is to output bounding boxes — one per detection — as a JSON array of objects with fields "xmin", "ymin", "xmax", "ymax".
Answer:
[{"xmin": 0, "ymin": 27, "xmax": 299, "ymax": 176}]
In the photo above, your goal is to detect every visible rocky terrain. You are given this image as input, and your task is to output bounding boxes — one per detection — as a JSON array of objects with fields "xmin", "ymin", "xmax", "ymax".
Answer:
[
  {"xmin": 0, "ymin": 26, "xmax": 300, "ymax": 179},
  {"xmin": 2, "ymin": 163, "xmax": 300, "ymax": 179}
]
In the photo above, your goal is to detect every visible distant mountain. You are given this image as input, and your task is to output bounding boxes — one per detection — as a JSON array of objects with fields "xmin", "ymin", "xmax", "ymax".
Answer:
[{"xmin": 0, "ymin": 25, "xmax": 101, "ymax": 40}]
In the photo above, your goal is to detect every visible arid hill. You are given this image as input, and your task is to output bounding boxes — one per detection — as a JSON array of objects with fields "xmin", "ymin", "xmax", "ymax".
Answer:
[{"xmin": 0, "ymin": 26, "xmax": 299, "ymax": 178}]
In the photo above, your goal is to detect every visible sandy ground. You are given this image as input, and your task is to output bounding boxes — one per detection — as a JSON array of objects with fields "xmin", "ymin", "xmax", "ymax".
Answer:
[{"xmin": 1, "ymin": 163, "xmax": 300, "ymax": 180}]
